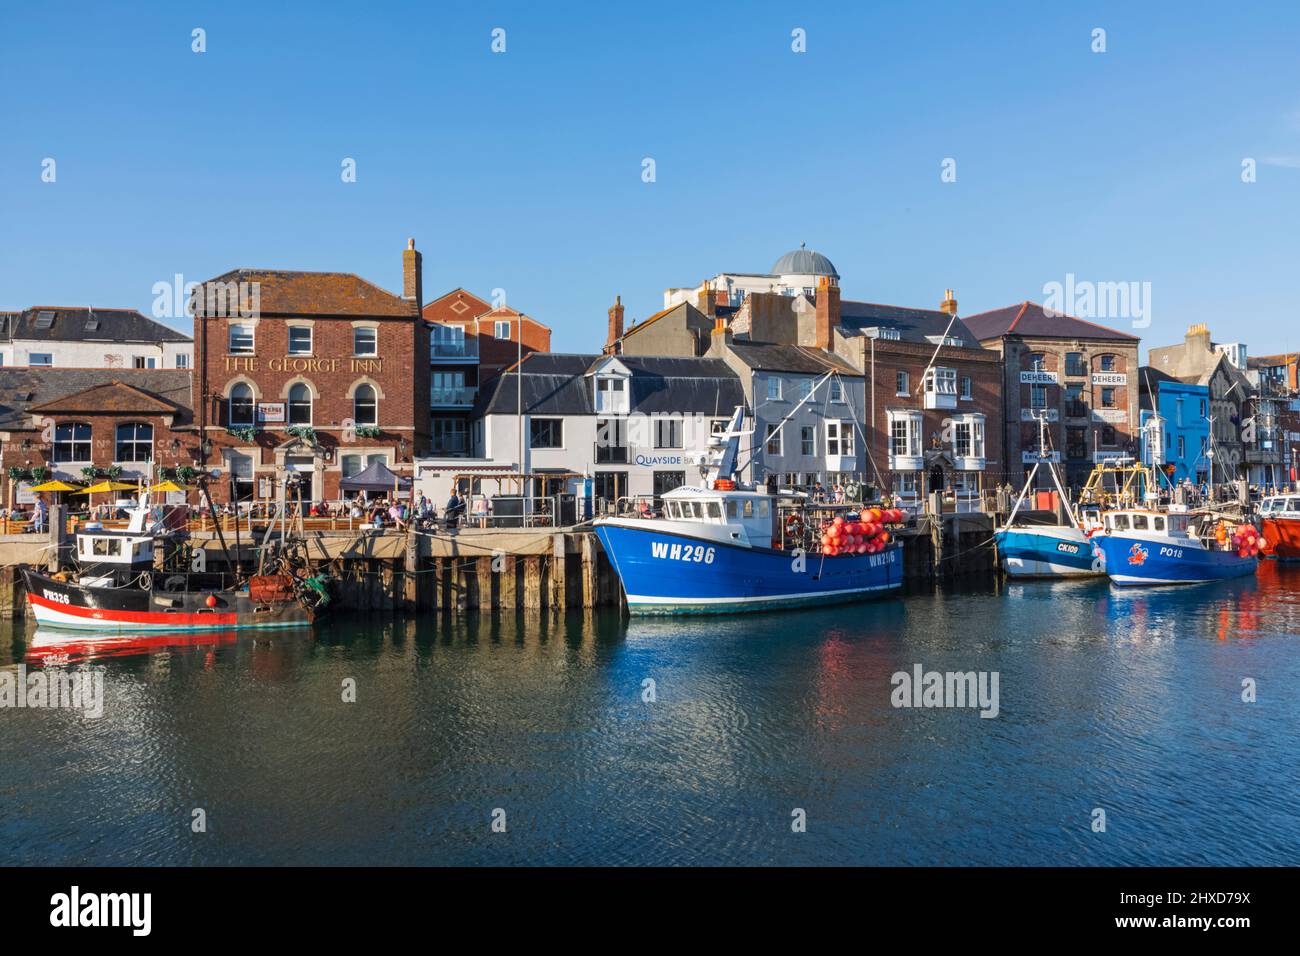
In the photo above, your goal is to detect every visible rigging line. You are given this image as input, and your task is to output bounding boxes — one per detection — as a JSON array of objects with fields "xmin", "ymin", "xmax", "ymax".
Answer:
[
  {"xmin": 731, "ymin": 368, "xmax": 837, "ymax": 481},
  {"xmin": 835, "ymin": 371, "xmax": 887, "ymax": 489},
  {"xmin": 912, "ymin": 309, "xmax": 963, "ymax": 400}
]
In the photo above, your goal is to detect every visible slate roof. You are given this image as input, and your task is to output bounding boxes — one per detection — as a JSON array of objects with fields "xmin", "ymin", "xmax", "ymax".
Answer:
[
  {"xmin": 838, "ymin": 300, "xmax": 982, "ymax": 348},
  {"xmin": 475, "ymin": 353, "xmax": 745, "ymax": 417},
  {"xmin": 962, "ymin": 301, "xmax": 1140, "ymax": 342},
  {"xmin": 2, "ymin": 307, "xmax": 191, "ymax": 343},
  {"xmin": 193, "ymin": 270, "xmax": 414, "ymax": 318},
  {"xmin": 726, "ymin": 341, "xmax": 862, "ymax": 375},
  {"xmin": 0, "ymin": 368, "xmax": 193, "ymax": 430}
]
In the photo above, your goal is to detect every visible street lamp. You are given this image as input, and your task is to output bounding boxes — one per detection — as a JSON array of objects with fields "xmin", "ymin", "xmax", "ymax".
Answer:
[{"xmin": 200, "ymin": 437, "xmax": 213, "ymax": 462}]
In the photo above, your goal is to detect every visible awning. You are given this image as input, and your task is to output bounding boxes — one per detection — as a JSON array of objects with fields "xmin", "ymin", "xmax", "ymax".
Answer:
[{"xmin": 339, "ymin": 460, "xmax": 412, "ymax": 492}]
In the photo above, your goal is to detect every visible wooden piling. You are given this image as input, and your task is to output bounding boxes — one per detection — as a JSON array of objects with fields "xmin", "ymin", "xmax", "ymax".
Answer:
[
  {"xmin": 551, "ymin": 533, "xmax": 567, "ymax": 609},
  {"xmin": 523, "ymin": 556, "xmax": 542, "ymax": 609},
  {"xmin": 581, "ymin": 534, "xmax": 598, "ymax": 608},
  {"xmin": 499, "ymin": 555, "xmax": 517, "ymax": 609}
]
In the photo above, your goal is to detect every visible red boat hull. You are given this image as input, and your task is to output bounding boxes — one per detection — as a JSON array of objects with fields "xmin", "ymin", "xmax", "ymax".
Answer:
[{"xmin": 1262, "ymin": 516, "xmax": 1300, "ymax": 560}]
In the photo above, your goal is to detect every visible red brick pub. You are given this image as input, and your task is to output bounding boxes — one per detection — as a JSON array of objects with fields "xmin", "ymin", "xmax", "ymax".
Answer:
[{"xmin": 192, "ymin": 240, "xmax": 431, "ymax": 504}]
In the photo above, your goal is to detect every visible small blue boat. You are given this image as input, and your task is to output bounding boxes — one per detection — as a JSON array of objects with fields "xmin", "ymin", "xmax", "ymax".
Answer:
[
  {"xmin": 1092, "ymin": 509, "xmax": 1258, "ymax": 586},
  {"xmin": 994, "ymin": 526, "xmax": 1101, "ymax": 578},
  {"xmin": 593, "ymin": 405, "xmax": 903, "ymax": 615},
  {"xmin": 994, "ymin": 413, "xmax": 1106, "ymax": 578}
]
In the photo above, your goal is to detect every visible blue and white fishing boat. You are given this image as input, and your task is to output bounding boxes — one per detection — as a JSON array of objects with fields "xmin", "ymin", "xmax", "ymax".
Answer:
[
  {"xmin": 1092, "ymin": 509, "xmax": 1258, "ymax": 586},
  {"xmin": 994, "ymin": 413, "xmax": 1103, "ymax": 578},
  {"xmin": 593, "ymin": 407, "xmax": 902, "ymax": 614}
]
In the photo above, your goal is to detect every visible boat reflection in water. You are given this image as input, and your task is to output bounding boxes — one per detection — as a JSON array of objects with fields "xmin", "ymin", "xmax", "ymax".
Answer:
[{"xmin": 25, "ymin": 626, "xmax": 240, "ymax": 665}]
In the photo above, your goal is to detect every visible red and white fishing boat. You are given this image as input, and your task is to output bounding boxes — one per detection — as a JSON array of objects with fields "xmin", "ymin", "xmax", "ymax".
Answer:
[
  {"xmin": 22, "ymin": 485, "xmax": 331, "ymax": 632},
  {"xmin": 1259, "ymin": 492, "xmax": 1300, "ymax": 560}
]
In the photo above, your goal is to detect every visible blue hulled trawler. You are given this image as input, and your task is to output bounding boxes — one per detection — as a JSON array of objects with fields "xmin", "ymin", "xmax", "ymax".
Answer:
[{"xmin": 593, "ymin": 407, "xmax": 904, "ymax": 614}]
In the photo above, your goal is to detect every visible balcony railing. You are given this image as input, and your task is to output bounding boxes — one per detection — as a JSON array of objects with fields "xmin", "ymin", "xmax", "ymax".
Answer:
[
  {"xmin": 430, "ymin": 339, "xmax": 479, "ymax": 360},
  {"xmin": 430, "ymin": 386, "xmax": 477, "ymax": 407}
]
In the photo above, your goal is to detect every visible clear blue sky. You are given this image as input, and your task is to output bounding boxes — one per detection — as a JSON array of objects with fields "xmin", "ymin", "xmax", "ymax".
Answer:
[{"xmin": 3, "ymin": 1, "xmax": 1300, "ymax": 358}]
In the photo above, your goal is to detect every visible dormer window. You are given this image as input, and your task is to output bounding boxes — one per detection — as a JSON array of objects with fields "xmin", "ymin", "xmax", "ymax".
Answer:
[{"xmin": 595, "ymin": 375, "xmax": 628, "ymax": 414}]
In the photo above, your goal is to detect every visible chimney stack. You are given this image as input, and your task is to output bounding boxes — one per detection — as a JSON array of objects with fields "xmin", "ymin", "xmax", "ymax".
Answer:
[
  {"xmin": 402, "ymin": 238, "xmax": 423, "ymax": 311},
  {"xmin": 606, "ymin": 295, "xmax": 625, "ymax": 348},
  {"xmin": 1186, "ymin": 322, "xmax": 1212, "ymax": 352},
  {"xmin": 815, "ymin": 275, "xmax": 840, "ymax": 351},
  {"xmin": 940, "ymin": 288, "xmax": 958, "ymax": 316},
  {"xmin": 696, "ymin": 280, "xmax": 716, "ymax": 318}
]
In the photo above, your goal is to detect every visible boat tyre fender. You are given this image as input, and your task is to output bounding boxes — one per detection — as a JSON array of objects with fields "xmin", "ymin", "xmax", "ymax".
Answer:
[{"xmin": 785, "ymin": 514, "xmax": 804, "ymax": 539}]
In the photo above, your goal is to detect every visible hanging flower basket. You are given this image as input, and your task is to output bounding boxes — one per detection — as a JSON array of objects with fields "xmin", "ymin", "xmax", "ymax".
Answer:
[
  {"xmin": 227, "ymin": 425, "xmax": 257, "ymax": 443},
  {"xmin": 30, "ymin": 467, "xmax": 48, "ymax": 483},
  {"xmin": 8, "ymin": 466, "xmax": 31, "ymax": 482},
  {"xmin": 286, "ymin": 425, "xmax": 317, "ymax": 444},
  {"xmin": 355, "ymin": 425, "xmax": 382, "ymax": 439}
]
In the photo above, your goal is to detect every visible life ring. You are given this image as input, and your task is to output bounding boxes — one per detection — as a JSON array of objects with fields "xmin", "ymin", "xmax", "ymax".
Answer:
[
  {"xmin": 784, "ymin": 514, "xmax": 805, "ymax": 538},
  {"xmin": 844, "ymin": 480, "xmax": 861, "ymax": 501}
]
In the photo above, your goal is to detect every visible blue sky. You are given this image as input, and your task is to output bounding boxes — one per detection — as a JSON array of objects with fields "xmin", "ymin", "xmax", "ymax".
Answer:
[{"xmin": 3, "ymin": 1, "xmax": 1300, "ymax": 357}]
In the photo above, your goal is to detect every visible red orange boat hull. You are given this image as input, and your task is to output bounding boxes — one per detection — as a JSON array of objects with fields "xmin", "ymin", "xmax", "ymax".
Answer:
[{"xmin": 1261, "ymin": 517, "xmax": 1300, "ymax": 560}]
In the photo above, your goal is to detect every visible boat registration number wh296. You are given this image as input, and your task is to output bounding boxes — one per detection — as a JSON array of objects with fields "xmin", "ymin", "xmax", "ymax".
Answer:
[
  {"xmin": 650, "ymin": 541, "xmax": 716, "ymax": 564},
  {"xmin": 42, "ymin": 590, "xmax": 71, "ymax": 604}
]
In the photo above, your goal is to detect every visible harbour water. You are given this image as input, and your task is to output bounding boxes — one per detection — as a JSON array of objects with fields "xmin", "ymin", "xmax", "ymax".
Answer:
[{"xmin": 2, "ymin": 564, "xmax": 1298, "ymax": 866}]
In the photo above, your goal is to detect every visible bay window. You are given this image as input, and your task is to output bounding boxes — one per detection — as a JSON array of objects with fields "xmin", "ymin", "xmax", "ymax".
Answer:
[
  {"xmin": 924, "ymin": 367, "xmax": 958, "ymax": 409},
  {"xmin": 826, "ymin": 420, "xmax": 854, "ymax": 457},
  {"xmin": 887, "ymin": 410, "xmax": 923, "ymax": 470}
]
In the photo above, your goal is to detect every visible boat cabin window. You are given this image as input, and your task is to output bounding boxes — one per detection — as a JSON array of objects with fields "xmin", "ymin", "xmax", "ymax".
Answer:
[
  {"xmin": 1110, "ymin": 514, "xmax": 1129, "ymax": 531},
  {"xmin": 1151, "ymin": 516, "xmax": 1165, "ymax": 532},
  {"xmin": 1131, "ymin": 514, "xmax": 1148, "ymax": 530},
  {"xmin": 705, "ymin": 501, "xmax": 722, "ymax": 520},
  {"xmin": 743, "ymin": 501, "xmax": 754, "ymax": 518},
  {"xmin": 666, "ymin": 501, "xmax": 680, "ymax": 519},
  {"xmin": 1289, "ymin": 498, "xmax": 1299, "ymax": 512},
  {"xmin": 726, "ymin": 501, "xmax": 738, "ymax": 519},
  {"xmin": 757, "ymin": 500, "xmax": 770, "ymax": 518},
  {"xmin": 92, "ymin": 537, "xmax": 122, "ymax": 557}
]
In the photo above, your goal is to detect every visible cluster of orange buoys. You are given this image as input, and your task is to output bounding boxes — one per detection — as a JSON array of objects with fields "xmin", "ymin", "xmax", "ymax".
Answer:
[
  {"xmin": 819, "ymin": 508, "xmax": 906, "ymax": 556},
  {"xmin": 1227, "ymin": 523, "xmax": 1267, "ymax": 558}
]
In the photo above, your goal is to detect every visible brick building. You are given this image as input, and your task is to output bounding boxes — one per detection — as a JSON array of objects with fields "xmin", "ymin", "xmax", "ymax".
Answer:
[
  {"xmin": 422, "ymin": 289, "xmax": 552, "ymax": 457},
  {"xmin": 192, "ymin": 240, "xmax": 430, "ymax": 503},
  {"xmin": 0, "ymin": 368, "xmax": 194, "ymax": 508},
  {"xmin": 826, "ymin": 288, "xmax": 1005, "ymax": 503},
  {"xmin": 964, "ymin": 302, "xmax": 1141, "ymax": 488}
]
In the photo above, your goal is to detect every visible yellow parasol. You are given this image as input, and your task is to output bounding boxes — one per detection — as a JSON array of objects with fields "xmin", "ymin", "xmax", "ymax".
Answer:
[
  {"xmin": 74, "ymin": 480, "xmax": 140, "ymax": 494},
  {"xmin": 150, "ymin": 480, "xmax": 191, "ymax": 493},
  {"xmin": 28, "ymin": 480, "xmax": 81, "ymax": 492}
]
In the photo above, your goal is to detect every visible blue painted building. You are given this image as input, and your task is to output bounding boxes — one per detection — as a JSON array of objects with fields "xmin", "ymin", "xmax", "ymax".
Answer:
[{"xmin": 1139, "ymin": 367, "xmax": 1210, "ymax": 486}]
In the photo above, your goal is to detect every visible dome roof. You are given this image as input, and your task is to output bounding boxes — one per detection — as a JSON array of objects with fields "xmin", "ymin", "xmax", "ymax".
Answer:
[{"xmin": 771, "ymin": 243, "xmax": 838, "ymax": 278}]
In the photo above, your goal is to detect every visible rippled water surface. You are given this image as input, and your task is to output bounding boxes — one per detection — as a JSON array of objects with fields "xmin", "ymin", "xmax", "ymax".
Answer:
[{"xmin": 3, "ymin": 564, "xmax": 1299, "ymax": 865}]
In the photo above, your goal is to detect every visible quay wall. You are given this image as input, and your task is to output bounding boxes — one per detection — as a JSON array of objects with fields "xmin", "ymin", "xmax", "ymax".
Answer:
[{"xmin": 0, "ymin": 513, "xmax": 998, "ymax": 619}]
